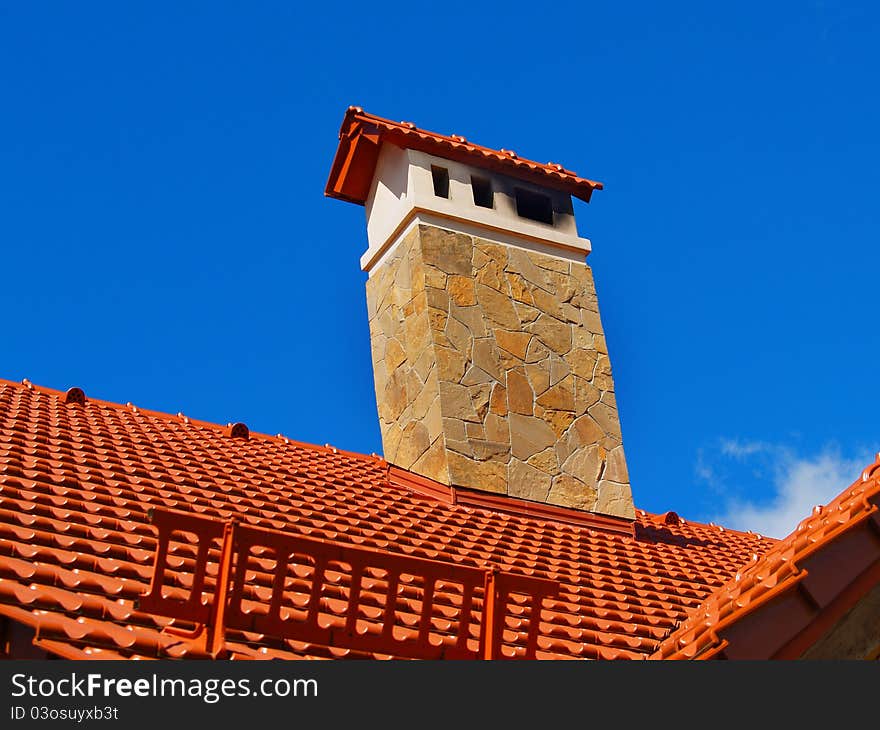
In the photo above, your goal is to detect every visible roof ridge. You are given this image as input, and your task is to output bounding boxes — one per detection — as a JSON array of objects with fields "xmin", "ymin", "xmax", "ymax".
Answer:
[
  {"xmin": 0, "ymin": 376, "xmax": 386, "ymax": 467},
  {"xmin": 636, "ymin": 508, "xmax": 777, "ymax": 542}
]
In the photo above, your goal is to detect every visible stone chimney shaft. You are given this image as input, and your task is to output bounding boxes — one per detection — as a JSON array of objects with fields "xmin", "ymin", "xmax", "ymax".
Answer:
[{"xmin": 326, "ymin": 108, "xmax": 635, "ymax": 519}]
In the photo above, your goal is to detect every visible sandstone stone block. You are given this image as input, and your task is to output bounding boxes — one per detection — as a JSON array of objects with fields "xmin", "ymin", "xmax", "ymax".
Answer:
[
  {"xmin": 489, "ymin": 383, "xmax": 508, "ymax": 416},
  {"xmin": 527, "ymin": 314, "xmax": 571, "ymax": 355},
  {"xmin": 447, "ymin": 452, "xmax": 507, "ymax": 493},
  {"xmin": 566, "ymin": 347, "xmax": 598, "ymax": 380},
  {"xmin": 376, "ymin": 307, "xmax": 398, "ymax": 339},
  {"xmin": 404, "ymin": 304, "xmax": 432, "ymax": 355},
  {"xmin": 509, "ymin": 248, "xmax": 551, "ymax": 292},
  {"xmin": 569, "ymin": 261, "xmax": 596, "ymax": 289},
  {"xmin": 474, "ymin": 239, "xmax": 507, "ymax": 264},
  {"xmin": 442, "ymin": 417, "xmax": 467, "ymax": 442},
  {"xmin": 412, "ymin": 436, "xmax": 448, "ymax": 483},
  {"xmin": 475, "ymin": 283, "xmax": 520, "ymax": 329},
  {"xmin": 445, "ymin": 315, "xmax": 472, "ymax": 357},
  {"xmin": 404, "ymin": 368, "xmax": 425, "ymax": 403},
  {"xmin": 549, "ymin": 356, "xmax": 571, "ymax": 386},
  {"xmin": 596, "ymin": 481, "xmax": 636, "ymax": 519},
  {"xmin": 524, "ymin": 362, "xmax": 550, "ymax": 396},
  {"xmin": 561, "ymin": 303, "xmax": 581, "ymax": 324},
  {"xmin": 508, "ymin": 458, "xmax": 552, "ymax": 501},
  {"xmin": 384, "ymin": 338, "xmax": 406, "ymax": 374},
  {"xmin": 530, "ymin": 286, "xmax": 565, "ymax": 319},
  {"xmin": 525, "ymin": 337, "xmax": 550, "ymax": 363},
  {"xmin": 572, "ymin": 325, "xmax": 593, "ymax": 351},
  {"xmin": 424, "ymin": 395, "xmax": 443, "ymax": 444},
  {"xmin": 472, "ymin": 338, "xmax": 503, "ymax": 381},
  {"xmin": 380, "ymin": 369, "xmax": 409, "ymax": 423},
  {"xmin": 573, "ymin": 377, "xmax": 601, "ymax": 414},
  {"xmin": 549, "ymin": 474, "xmax": 598, "ymax": 511},
  {"xmin": 424, "ymin": 265, "xmax": 447, "ymax": 290},
  {"xmin": 505, "ymin": 272, "xmax": 534, "ymax": 306},
  {"xmin": 461, "ymin": 366, "xmax": 494, "ymax": 385},
  {"xmin": 395, "ymin": 421, "xmax": 430, "ymax": 469},
  {"xmin": 580, "ymin": 307, "xmax": 603, "ymax": 335},
  {"xmin": 475, "ymin": 260, "xmax": 505, "ymax": 291},
  {"xmin": 410, "ymin": 373, "xmax": 437, "ymax": 420},
  {"xmin": 419, "ymin": 226, "xmax": 472, "ymax": 275},
  {"xmin": 588, "ymin": 401, "xmax": 621, "ymax": 437},
  {"xmin": 465, "ymin": 422, "xmax": 486, "ymax": 439},
  {"xmin": 547, "ymin": 271, "xmax": 577, "ymax": 303},
  {"xmin": 473, "ymin": 248, "xmax": 490, "ymax": 269},
  {"xmin": 506, "ymin": 369, "xmax": 534, "ymax": 416},
  {"xmin": 532, "ymin": 255, "xmax": 570, "ymax": 275},
  {"xmin": 449, "ymin": 302, "xmax": 487, "ymax": 338},
  {"xmin": 527, "ymin": 447, "xmax": 559, "ymax": 474},
  {"xmin": 427, "ymin": 308, "xmax": 448, "ymax": 336},
  {"xmin": 509, "ymin": 413, "xmax": 557, "ymax": 460},
  {"xmin": 561, "ymin": 443, "xmax": 603, "ymax": 485},
  {"xmin": 471, "ymin": 439, "xmax": 509, "ymax": 461},
  {"xmin": 484, "ymin": 412, "xmax": 509, "ymax": 443},
  {"xmin": 536, "ymin": 375, "xmax": 575, "ymax": 411},
  {"xmin": 371, "ymin": 360, "xmax": 387, "ymax": 396},
  {"xmin": 468, "ymin": 383, "xmax": 492, "ymax": 420},
  {"xmin": 605, "ymin": 445, "xmax": 629, "ymax": 483},
  {"xmin": 412, "ymin": 349, "xmax": 435, "ymax": 383},
  {"xmin": 543, "ymin": 409, "xmax": 576, "ymax": 439},
  {"xmin": 425, "ymin": 286, "xmax": 449, "ymax": 311},
  {"xmin": 571, "ymin": 414, "xmax": 604, "ymax": 448},
  {"xmin": 593, "ymin": 353, "xmax": 614, "ymax": 390},
  {"xmin": 448, "ymin": 275, "xmax": 477, "ymax": 306},
  {"xmin": 383, "ymin": 423, "xmax": 404, "ymax": 465},
  {"xmin": 446, "ymin": 439, "xmax": 474, "ymax": 457},
  {"xmin": 494, "ymin": 329, "xmax": 531, "ymax": 360},
  {"xmin": 436, "ymin": 346, "xmax": 466, "ymax": 383},
  {"xmin": 514, "ymin": 302, "xmax": 541, "ymax": 324},
  {"xmin": 439, "ymin": 381, "xmax": 481, "ymax": 422}
]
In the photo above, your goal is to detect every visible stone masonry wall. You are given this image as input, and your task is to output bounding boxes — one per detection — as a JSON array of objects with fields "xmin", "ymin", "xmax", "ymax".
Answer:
[{"xmin": 366, "ymin": 223, "xmax": 635, "ymax": 519}]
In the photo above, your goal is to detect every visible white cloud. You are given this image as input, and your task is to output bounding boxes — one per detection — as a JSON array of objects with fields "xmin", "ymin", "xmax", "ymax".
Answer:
[
  {"xmin": 706, "ymin": 442, "xmax": 874, "ymax": 539},
  {"xmin": 719, "ymin": 438, "xmax": 771, "ymax": 458}
]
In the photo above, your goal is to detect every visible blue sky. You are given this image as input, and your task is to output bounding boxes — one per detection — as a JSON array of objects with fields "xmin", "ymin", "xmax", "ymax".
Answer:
[{"xmin": 1, "ymin": 2, "xmax": 878, "ymax": 537}]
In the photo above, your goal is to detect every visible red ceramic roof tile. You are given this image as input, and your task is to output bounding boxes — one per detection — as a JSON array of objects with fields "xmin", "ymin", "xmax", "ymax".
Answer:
[
  {"xmin": 0, "ymin": 378, "xmax": 775, "ymax": 659},
  {"xmin": 325, "ymin": 107, "xmax": 604, "ymax": 206},
  {"xmin": 652, "ymin": 456, "xmax": 880, "ymax": 659}
]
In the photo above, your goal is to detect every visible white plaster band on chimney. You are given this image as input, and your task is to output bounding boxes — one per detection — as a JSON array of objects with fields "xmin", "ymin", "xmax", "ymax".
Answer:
[
  {"xmin": 361, "ymin": 143, "xmax": 592, "ymax": 276},
  {"xmin": 361, "ymin": 208, "xmax": 591, "ymax": 275}
]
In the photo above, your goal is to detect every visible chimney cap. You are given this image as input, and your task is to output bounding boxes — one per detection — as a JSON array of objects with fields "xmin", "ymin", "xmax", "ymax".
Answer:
[{"xmin": 325, "ymin": 107, "xmax": 603, "ymax": 207}]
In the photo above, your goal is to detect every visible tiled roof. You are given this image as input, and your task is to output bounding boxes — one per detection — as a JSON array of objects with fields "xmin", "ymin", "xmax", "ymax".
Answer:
[
  {"xmin": 0, "ymin": 377, "xmax": 774, "ymax": 660},
  {"xmin": 652, "ymin": 455, "xmax": 880, "ymax": 659},
  {"xmin": 324, "ymin": 107, "xmax": 604, "ymax": 206}
]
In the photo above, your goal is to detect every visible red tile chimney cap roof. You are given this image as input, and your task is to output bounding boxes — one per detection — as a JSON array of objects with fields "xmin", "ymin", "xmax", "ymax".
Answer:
[{"xmin": 325, "ymin": 106, "xmax": 604, "ymax": 206}]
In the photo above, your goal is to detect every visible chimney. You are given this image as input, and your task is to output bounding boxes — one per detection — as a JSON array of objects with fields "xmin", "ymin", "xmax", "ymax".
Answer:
[{"xmin": 326, "ymin": 107, "xmax": 634, "ymax": 520}]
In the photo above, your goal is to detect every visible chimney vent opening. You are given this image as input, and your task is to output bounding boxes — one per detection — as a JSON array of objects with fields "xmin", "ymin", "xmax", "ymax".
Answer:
[
  {"xmin": 431, "ymin": 166, "xmax": 450, "ymax": 199},
  {"xmin": 514, "ymin": 188, "xmax": 554, "ymax": 225},
  {"xmin": 471, "ymin": 175, "xmax": 494, "ymax": 208}
]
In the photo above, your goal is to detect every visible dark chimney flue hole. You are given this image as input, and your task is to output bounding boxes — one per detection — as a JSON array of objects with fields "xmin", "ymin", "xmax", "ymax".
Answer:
[
  {"xmin": 514, "ymin": 188, "xmax": 554, "ymax": 225},
  {"xmin": 471, "ymin": 176, "xmax": 493, "ymax": 208},
  {"xmin": 431, "ymin": 166, "xmax": 449, "ymax": 199}
]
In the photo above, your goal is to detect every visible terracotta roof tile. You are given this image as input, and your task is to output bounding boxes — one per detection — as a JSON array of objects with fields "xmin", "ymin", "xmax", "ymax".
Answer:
[{"xmin": 0, "ymin": 378, "xmax": 774, "ymax": 659}]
